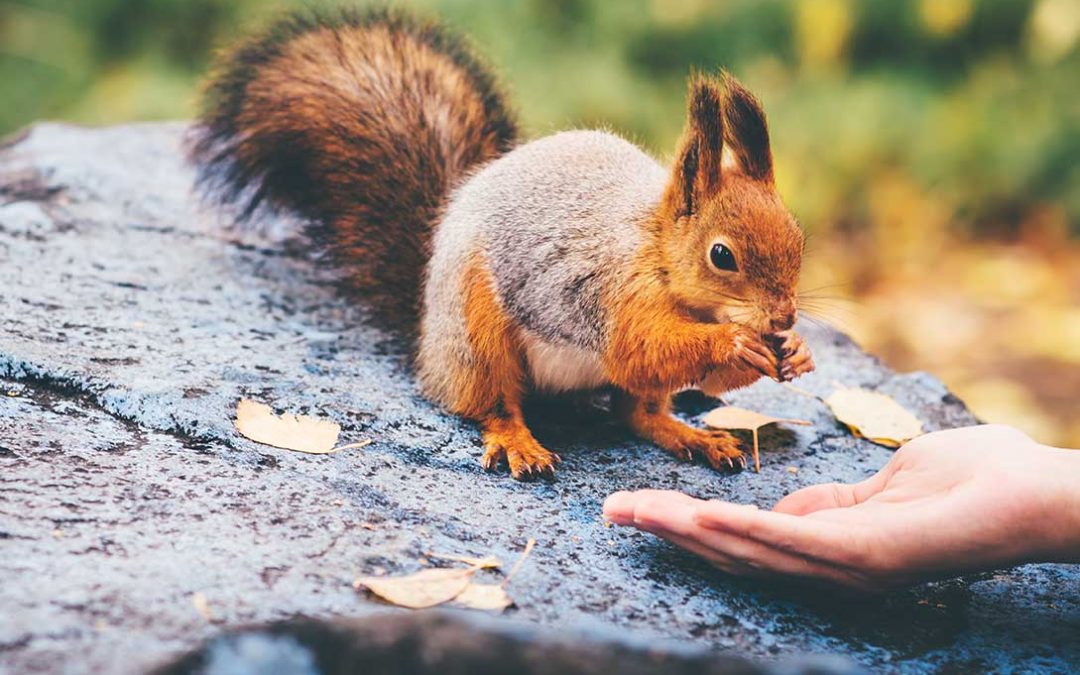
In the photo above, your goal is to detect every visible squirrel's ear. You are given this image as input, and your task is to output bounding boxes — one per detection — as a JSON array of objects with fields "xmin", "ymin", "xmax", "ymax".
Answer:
[
  {"xmin": 719, "ymin": 71, "xmax": 773, "ymax": 183},
  {"xmin": 668, "ymin": 76, "xmax": 724, "ymax": 219}
]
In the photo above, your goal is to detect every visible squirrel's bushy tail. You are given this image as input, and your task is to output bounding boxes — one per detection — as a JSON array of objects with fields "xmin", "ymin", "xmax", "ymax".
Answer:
[{"xmin": 190, "ymin": 7, "xmax": 517, "ymax": 328}]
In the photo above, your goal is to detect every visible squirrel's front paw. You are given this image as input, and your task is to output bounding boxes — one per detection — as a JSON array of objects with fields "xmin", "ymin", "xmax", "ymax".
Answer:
[
  {"xmin": 769, "ymin": 330, "xmax": 815, "ymax": 381},
  {"xmin": 481, "ymin": 423, "xmax": 561, "ymax": 480},
  {"xmin": 732, "ymin": 328, "xmax": 780, "ymax": 380}
]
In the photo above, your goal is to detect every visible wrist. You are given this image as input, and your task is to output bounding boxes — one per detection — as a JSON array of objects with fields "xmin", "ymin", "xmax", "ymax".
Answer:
[{"xmin": 1031, "ymin": 445, "xmax": 1080, "ymax": 563}]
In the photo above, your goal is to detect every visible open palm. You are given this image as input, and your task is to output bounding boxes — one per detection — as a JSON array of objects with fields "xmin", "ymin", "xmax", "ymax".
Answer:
[{"xmin": 604, "ymin": 425, "xmax": 1080, "ymax": 592}]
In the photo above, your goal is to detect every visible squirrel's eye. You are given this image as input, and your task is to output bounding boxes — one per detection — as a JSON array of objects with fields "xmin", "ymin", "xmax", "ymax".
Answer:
[{"xmin": 709, "ymin": 243, "xmax": 738, "ymax": 272}]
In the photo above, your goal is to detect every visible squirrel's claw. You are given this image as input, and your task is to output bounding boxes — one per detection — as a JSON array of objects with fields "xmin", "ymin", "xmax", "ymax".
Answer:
[
  {"xmin": 774, "ymin": 331, "xmax": 815, "ymax": 381},
  {"xmin": 481, "ymin": 428, "xmax": 560, "ymax": 480}
]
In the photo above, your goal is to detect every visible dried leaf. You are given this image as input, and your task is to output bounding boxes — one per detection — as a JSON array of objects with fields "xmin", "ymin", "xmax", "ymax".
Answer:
[
  {"xmin": 503, "ymin": 538, "xmax": 536, "ymax": 585},
  {"xmin": 330, "ymin": 439, "xmax": 373, "ymax": 452},
  {"xmin": 427, "ymin": 553, "xmax": 502, "ymax": 569},
  {"xmin": 701, "ymin": 406, "xmax": 810, "ymax": 472},
  {"xmin": 234, "ymin": 399, "xmax": 340, "ymax": 454},
  {"xmin": 353, "ymin": 568, "xmax": 476, "ymax": 609},
  {"xmin": 453, "ymin": 583, "xmax": 513, "ymax": 611},
  {"xmin": 454, "ymin": 538, "xmax": 535, "ymax": 612},
  {"xmin": 355, "ymin": 540, "xmax": 535, "ymax": 612},
  {"xmin": 702, "ymin": 407, "xmax": 811, "ymax": 432},
  {"xmin": 191, "ymin": 592, "xmax": 213, "ymax": 622},
  {"xmin": 824, "ymin": 387, "xmax": 924, "ymax": 448}
]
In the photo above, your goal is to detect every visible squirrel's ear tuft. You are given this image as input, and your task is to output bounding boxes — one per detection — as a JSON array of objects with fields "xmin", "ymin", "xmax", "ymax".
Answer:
[
  {"xmin": 669, "ymin": 75, "xmax": 724, "ymax": 218},
  {"xmin": 720, "ymin": 71, "xmax": 773, "ymax": 183}
]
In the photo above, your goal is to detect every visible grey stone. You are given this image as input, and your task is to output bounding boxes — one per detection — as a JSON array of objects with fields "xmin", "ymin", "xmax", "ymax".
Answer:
[
  {"xmin": 0, "ymin": 123, "xmax": 1077, "ymax": 674},
  {"xmin": 155, "ymin": 612, "xmax": 772, "ymax": 675}
]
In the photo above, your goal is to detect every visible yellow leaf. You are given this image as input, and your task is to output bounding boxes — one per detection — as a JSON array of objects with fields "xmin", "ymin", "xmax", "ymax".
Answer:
[
  {"xmin": 353, "ymin": 568, "xmax": 476, "ymax": 609},
  {"xmin": 330, "ymin": 439, "xmax": 373, "ymax": 452},
  {"xmin": 234, "ymin": 399, "xmax": 341, "ymax": 454},
  {"xmin": 503, "ymin": 538, "xmax": 536, "ymax": 585},
  {"xmin": 701, "ymin": 407, "xmax": 811, "ymax": 432},
  {"xmin": 453, "ymin": 583, "xmax": 513, "ymax": 611},
  {"xmin": 354, "ymin": 540, "xmax": 535, "ymax": 612},
  {"xmin": 453, "ymin": 538, "xmax": 535, "ymax": 612},
  {"xmin": 824, "ymin": 387, "xmax": 924, "ymax": 448},
  {"xmin": 191, "ymin": 592, "xmax": 213, "ymax": 622},
  {"xmin": 427, "ymin": 553, "xmax": 502, "ymax": 569},
  {"xmin": 702, "ymin": 406, "xmax": 810, "ymax": 472}
]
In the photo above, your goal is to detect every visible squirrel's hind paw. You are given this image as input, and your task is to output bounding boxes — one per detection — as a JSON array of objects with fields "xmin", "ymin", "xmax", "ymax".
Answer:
[{"xmin": 481, "ymin": 423, "xmax": 561, "ymax": 480}]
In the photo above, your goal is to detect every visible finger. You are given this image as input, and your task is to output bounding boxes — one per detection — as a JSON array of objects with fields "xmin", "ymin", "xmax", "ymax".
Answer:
[
  {"xmin": 617, "ymin": 496, "xmax": 880, "ymax": 590},
  {"xmin": 680, "ymin": 518, "xmax": 870, "ymax": 588},
  {"xmin": 629, "ymin": 489, "xmax": 705, "ymax": 503},
  {"xmin": 629, "ymin": 499, "xmax": 842, "ymax": 580},
  {"xmin": 773, "ymin": 466, "xmax": 893, "ymax": 516},
  {"xmin": 645, "ymin": 527, "xmax": 764, "ymax": 577},
  {"xmin": 693, "ymin": 501, "xmax": 878, "ymax": 571},
  {"xmin": 629, "ymin": 493, "xmax": 707, "ymax": 534},
  {"xmin": 603, "ymin": 491, "xmax": 637, "ymax": 525},
  {"xmin": 623, "ymin": 499, "xmax": 764, "ymax": 574},
  {"xmin": 601, "ymin": 493, "xmax": 750, "ymax": 573},
  {"xmin": 603, "ymin": 490, "xmax": 703, "ymax": 525},
  {"xmin": 636, "ymin": 504, "xmax": 870, "ymax": 587},
  {"xmin": 774, "ymin": 483, "xmax": 861, "ymax": 515}
]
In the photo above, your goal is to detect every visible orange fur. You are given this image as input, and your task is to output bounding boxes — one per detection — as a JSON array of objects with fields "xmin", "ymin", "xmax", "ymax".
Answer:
[
  {"xmin": 616, "ymin": 392, "xmax": 744, "ymax": 469},
  {"xmin": 602, "ymin": 255, "xmax": 768, "ymax": 395},
  {"xmin": 601, "ymin": 252, "xmax": 764, "ymax": 468},
  {"xmin": 198, "ymin": 21, "xmax": 809, "ymax": 480},
  {"xmin": 456, "ymin": 255, "xmax": 558, "ymax": 479},
  {"xmin": 599, "ymin": 73, "xmax": 806, "ymax": 468}
]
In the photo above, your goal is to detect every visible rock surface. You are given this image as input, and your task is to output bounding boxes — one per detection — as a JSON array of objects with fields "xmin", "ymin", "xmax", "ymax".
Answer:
[
  {"xmin": 155, "ymin": 612, "xmax": 775, "ymax": 675},
  {"xmin": 1, "ymin": 123, "xmax": 1077, "ymax": 674}
]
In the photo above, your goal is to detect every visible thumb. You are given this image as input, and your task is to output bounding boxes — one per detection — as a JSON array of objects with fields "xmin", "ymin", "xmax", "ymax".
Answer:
[
  {"xmin": 773, "ymin": 483, "xmax": 861, "ymax": 515},
  {"xmin": 774, "ymin": 467, "xmax": 892, "ymax": 515}
]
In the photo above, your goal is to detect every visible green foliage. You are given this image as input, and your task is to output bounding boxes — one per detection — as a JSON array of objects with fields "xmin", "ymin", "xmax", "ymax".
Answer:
[{"xmin": 1, "ymin": 0, "xmax": 1078, "ymax": 234}]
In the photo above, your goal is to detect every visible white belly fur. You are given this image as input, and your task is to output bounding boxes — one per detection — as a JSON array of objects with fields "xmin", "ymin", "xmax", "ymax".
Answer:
[{"xmin": 522, "ymin": 332, "xmax": 608, "ymax": 392}]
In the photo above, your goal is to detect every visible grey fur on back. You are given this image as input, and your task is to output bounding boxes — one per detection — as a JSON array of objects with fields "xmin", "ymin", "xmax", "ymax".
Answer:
[
  {"xmin": 481, "ymin": 131, "xmax": 665, "ymax": 349},
  {"xmin": 418, "ymin": 130, "xmax": 667, "ymax": 403},
  {"xmin": 478, "ymin": 131, "xmax": 667, "ymax": 349}
]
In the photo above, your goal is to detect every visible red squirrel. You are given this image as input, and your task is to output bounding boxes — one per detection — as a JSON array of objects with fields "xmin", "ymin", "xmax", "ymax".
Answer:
[{"xmin": 191, "ymin": 8, "xmax": 814, "ymax": 480}]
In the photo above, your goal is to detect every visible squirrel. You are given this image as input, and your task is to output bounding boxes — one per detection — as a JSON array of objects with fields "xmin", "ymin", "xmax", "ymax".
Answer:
[{"xmin": 190, "ymin": 7, "xmax": 815, "ymax": 480}]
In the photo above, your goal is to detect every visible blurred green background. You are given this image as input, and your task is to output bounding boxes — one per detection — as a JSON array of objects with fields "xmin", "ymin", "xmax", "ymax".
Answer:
[{"xmin": 3, "ymin": 0, "xmax": 1080, "ymax": 444}]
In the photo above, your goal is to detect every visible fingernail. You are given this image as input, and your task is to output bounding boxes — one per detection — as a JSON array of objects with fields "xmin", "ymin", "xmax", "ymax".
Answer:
[{"xmin": 602, "ymin": 491, "xmax": 635, "ymax": 525}]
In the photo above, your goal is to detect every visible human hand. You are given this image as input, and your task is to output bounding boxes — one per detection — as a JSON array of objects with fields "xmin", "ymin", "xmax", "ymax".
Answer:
[{"xmin": 604, "ymin": 425, "xmax": 1080, "ymax": 592}]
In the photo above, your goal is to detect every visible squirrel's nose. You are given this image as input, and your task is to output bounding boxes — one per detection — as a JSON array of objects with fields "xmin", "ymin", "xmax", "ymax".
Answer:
[{"xmin": 770, "ymin": 312, "xmax": 796, "ymax": 332}]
